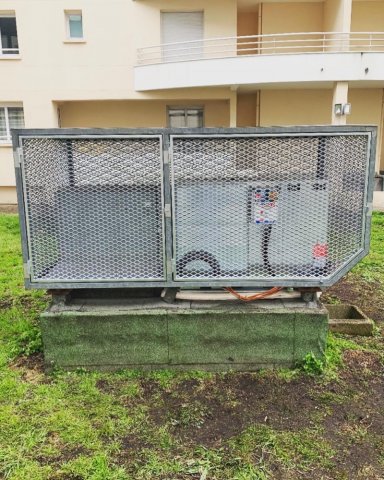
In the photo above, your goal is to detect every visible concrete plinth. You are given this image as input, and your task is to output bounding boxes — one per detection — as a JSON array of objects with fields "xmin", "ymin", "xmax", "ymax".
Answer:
[{"xmin": 40, "ymin": 293, "xmax": 328, "ymax": 371}]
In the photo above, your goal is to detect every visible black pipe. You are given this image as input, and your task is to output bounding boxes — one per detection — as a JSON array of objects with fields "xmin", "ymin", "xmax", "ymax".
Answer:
[
  {"xmin": 177, "ymin": 250, "xmax": 221, "ymax": 277},
  {"xmin": 262, "ymin": 224, "xmax": 275, "ymax": 276},
  {"xmin": 316, "ymin": 136, "xmax": 326, "ymax": 180},
  {"xmin": 66, "ymin": 139, "xmax": 75, "ymax": 186}
]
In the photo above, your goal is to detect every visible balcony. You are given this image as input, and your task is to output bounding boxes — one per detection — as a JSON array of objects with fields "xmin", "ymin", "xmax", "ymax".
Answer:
[{"xmin": 135, "ymin": 32, "xmax": 384, "ymax": 91}]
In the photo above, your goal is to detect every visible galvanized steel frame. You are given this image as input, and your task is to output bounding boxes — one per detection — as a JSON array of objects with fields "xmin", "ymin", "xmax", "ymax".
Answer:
[{"xmin": 12, "ymin": 126, "xmax": 377, "ymax": 289}]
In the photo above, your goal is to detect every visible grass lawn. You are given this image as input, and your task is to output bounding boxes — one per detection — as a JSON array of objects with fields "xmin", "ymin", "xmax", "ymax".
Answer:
[{"xmin": 0, "ymin": 212, "xmax": 384, "ymax": 480}]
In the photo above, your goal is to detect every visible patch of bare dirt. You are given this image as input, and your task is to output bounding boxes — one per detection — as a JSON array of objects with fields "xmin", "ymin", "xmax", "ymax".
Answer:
[
  {"xmin": 322, "ymin": 275, "xmax": 384, "ymax": 322},
  {"xmin": 150, "ymin": 374, "xmax": 318, "ymax": 447},
  {"xmin": 9, "ymin": 352, "xmax": 47, "ymax": 383},
  {"xmin": 0, "ymin": 205, "xmax": 18, "ymax": 214},
  {"xmin": 0, "ymin": 298, "xmax": 13, "ymax": 309},
  {"xmin": 0, "ymin": 294, "xmax": 48, "ymax": 310},
  {"xmin": 136, "ymin": 344, "xmax": 384, "ymax": 478}
]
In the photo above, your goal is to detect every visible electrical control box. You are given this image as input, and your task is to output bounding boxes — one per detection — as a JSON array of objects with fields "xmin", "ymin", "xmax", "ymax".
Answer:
[{"xmin": 175, "ymin": 180, "xmax": 328, "ymax": 279}]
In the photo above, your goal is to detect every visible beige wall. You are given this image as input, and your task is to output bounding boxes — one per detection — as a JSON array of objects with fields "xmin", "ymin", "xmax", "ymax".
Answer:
[
  {"xmin": 0, "ymin": 147, "xmax": 16, "ymax": 185},
  {"xmin": 237, "ymin": 10, "xmax": 258, "ymax": 37},
  {"xmin": 237, "ymin": 94, "xmax": 257, "ymax": 127},
  {"xmin": 324, "ymin": 0, "xmax": 352, "ymax": 32},
  {"xmin": 0, "ymin": 0, "xmax": 237, "ymax": 116},
  {"xmin": 261, "ymin": 2, "xmax": 324, "ymax": 53},
  {"xmin": 259, "ymin": 89, "xmax": 332, "ymax": 126},
  {"xmin": 59, "ymin": 100, "xmax": 230, "ymax": 128},
  {"xmin": 261, "ymin": 2, "xmax": 324, "ymax": 34},
  {"xmin": 347, "ymin": 88, "xmax": 384, "ymax": 170},
  {"xmin": 351, "ymin": 1, "xmax": 384, "ymax": 31},
  {"xmin": 237, "ymin": 10, "xmax": 259, "ymax": 54},
  {"xmin": 348, "ymin": 88, "xmax": 383, "ymax": 124},
  {"xmin": 0, "ymin": 187, "xmax": 17, "ymax": 204}
]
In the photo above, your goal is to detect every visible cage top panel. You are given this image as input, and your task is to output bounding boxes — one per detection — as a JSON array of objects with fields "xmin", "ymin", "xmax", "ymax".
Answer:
[{"xmin": 12, "ymin": 125, "xmax": 377, "ymax": 141}]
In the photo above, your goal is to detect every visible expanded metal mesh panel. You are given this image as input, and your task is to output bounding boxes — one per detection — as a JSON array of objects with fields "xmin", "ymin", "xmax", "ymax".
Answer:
[
  {"xmin": 171, "ymin": 134, "xmax": 369, "ymax": 282},
  {"xmin": 21, "ymin": 136, "xmax": 165, "ymax": 282}
]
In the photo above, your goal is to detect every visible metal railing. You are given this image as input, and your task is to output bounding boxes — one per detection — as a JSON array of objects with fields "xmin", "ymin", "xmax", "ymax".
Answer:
[{"xmin": 137, "ymin": 31, "xmax": 384, "ymax": 65}]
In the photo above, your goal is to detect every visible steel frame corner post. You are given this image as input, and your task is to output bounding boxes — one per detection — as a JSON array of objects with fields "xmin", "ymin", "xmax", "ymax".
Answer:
[{"xmin": 12, "ymin": 130, "xmax": 32, "ymax": 286}]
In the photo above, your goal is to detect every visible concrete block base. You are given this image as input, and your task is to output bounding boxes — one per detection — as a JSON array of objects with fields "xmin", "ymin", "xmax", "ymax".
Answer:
[{"xmin": 40, "ymin": 293, "xmax": 328, "ymax": 371}]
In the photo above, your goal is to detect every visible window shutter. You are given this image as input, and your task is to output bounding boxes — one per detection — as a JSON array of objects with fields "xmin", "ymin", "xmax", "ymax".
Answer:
[{"xmin": 161, "ymin": 12, "xmax": 203, "ymax": 61}]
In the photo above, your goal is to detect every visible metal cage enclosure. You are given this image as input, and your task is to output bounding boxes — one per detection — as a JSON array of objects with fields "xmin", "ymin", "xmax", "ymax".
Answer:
[{"xmin": 13, "ymin": 126, "xmax": 376, "ymax": 289}]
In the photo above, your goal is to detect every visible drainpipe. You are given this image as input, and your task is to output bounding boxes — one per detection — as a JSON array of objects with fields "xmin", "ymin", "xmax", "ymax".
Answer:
[
  {"xmin": 229, "ymin": 87, "xmax": 238, "ymax": 127},
  {"xmin": 256, "ymin": 90, "xmax": 261, "ymax": 127},
  {"xmin": 377, "ymin": 88, "xmax": 384, "ymax": 174}
]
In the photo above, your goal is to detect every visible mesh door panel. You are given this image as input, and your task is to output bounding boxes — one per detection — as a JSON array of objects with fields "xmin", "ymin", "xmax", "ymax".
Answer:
[
  {"xmin": 21, "ymin": 136, "xmax": 165, "ymax": 282},
  {"xmin": 171, "ymin": 134, "xmax": 369, "ymax": 282}
]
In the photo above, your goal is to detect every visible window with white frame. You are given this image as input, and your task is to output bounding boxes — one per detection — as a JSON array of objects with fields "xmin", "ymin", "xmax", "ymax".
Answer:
[
  {"xmin": 65, "ymin": 11, "xmax": 83, "ymax": 39},
  {"xmin": 0, "ymin": 106, "xmax": 24, "ymax": 143},
  {"xmin": 168, "ymin": 107, "xmax": 204, "ymax": 128},
  {"xmin": 0, "ymin": 15, "xmax": 19, "ymax": 55}
]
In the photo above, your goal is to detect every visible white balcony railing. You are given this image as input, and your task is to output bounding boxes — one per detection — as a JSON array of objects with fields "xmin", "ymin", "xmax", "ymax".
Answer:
[{"xmin": 137, "ymin": 31, "xmax": 384, "ymax": 66}]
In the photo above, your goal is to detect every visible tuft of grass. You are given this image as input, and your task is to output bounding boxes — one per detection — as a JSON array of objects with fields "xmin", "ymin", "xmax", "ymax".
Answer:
[
  {"xmin": 325, "ymin": 295, "xmax": 341, "ymax": 305},
  {"xmin": 0, "ymin": 215, "xmax": 48, "ymax": 365},
  {"xmin": 170, "ymin": 401, "xmax": 209, "ymax": 428},
  {"xmin": 351, "ymin": 212, "xmax": 384, "ymax": 283},
  {"xmin": 229, "ymin": 424, "xmax": 335, "ymax": 474},
  {"xmin": 317, "ymin": 391, "xmax": 353, "ymax": 405},
  {"xmin": 273, "ymin": 368, "xmax": 299, "ymax": 382},
  {"xmin": 0, "ymin": 307, "xmax": 43, "ymax": 362},
  {"xmin": 295, "ymin": 333, "xmax": 364, "ymax": 380},
  {"xmin": 58, "ymin": 453, "xmax": 130, "ymax": 480},
  {"xmin": 323, "ymin": 333, "xmax": 364, "ymax": 379}
]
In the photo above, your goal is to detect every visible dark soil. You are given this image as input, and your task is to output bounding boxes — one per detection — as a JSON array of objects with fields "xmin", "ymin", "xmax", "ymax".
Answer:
[
  {"xmin": 139, "ymin": 346, "xmax": 384, "ymax": 478},
  {"xmin": 0, "ymin": 204, "xmax": 18, "ymax": 214},
  {"xmin": 10, "ymin": 351, "xmax": 45, "ymax": 372},
  {"xmin": 148, "ymin": 350, "xmax": 384, "ymax": 448},
  {"xmin": 0, "ymin": 293, "xmax": 48, "ymax": 310},
  {"xmin": 150, "ymin": 375, "xmax": 313, "ymax": 447}
]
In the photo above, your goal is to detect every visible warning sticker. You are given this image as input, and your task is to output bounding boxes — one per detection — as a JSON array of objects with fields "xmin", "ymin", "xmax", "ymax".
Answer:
[{"xmin": 253, "ymin": 187, "xmax": 279, "ymax": 224}]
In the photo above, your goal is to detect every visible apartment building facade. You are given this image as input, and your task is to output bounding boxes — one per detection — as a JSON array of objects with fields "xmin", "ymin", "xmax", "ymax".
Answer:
[{"xmin": 1, "ymin": 0, "xmax": 384, "ymax": 204}]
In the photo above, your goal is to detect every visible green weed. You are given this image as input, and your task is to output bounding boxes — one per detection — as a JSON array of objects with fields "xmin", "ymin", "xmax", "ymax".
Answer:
[{"xmin": 298, "ymin": 352, "xmax": 325, "ymax": 375}]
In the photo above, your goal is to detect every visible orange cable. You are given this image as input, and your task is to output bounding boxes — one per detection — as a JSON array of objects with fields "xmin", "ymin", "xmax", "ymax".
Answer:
[{"xmin": 224, "ymin": 286, "xmax": 282, "ymax": 302}]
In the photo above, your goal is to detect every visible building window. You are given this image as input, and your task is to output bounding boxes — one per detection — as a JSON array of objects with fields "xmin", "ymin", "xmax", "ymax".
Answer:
[
  {"xmin": 0, "ymin": 15, "xmax": 19, "ymax": 55},
  {"xmin": 168, "ymin": 107, "xmax": 204, "ymax": 128},
  {"xmin": 0, "ymin": 106, "xmax": 24, "ymax": 143},
  {"xmin": 66, "ymin": 12, "xmax": 83, "ymax": 39}
]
